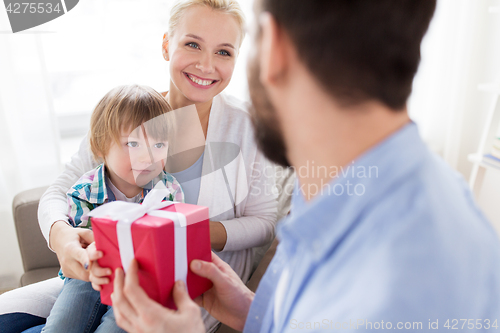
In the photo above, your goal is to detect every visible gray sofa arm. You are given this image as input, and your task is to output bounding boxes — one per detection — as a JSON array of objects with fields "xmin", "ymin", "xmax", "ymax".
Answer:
[{"xmin": 12, "ymin": 186, "xmax": 60, "ymax": 286}]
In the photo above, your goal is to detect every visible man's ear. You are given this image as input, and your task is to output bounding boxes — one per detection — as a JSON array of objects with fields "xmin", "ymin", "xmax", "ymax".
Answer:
[
  {"xmin": 259, "ymin": 12, "xmax": 287, "ymax": 86},
  {"xmin": 162, "ymin": 32, "xmax": 170, "ymax": 61}
]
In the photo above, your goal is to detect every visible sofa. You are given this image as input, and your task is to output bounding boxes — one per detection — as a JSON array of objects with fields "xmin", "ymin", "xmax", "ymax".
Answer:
[{"xmin": 12, "ymin": 186, "xmax": 59, "ymax": 287}]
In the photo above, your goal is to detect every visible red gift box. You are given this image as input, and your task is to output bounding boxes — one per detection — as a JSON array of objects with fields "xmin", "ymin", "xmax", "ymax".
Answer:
[{"xmin": 91, "ymin": 201, "xmax": 212, "ymax": 309}]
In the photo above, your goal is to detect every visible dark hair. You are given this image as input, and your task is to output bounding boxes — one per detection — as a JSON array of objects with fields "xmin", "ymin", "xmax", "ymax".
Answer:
[{"xmin": 260, "ymin": 0, "xmax": 436, "ymax": 110}]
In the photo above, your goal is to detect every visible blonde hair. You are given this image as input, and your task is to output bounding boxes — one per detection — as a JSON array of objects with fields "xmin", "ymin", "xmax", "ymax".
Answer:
[
  {"xmin": 89, "ymin": 85, "xmax": 171, "ymax": 162},
  {"xmin": 168, "ymin": 0, "xmax": 246, "ymax": 47}
]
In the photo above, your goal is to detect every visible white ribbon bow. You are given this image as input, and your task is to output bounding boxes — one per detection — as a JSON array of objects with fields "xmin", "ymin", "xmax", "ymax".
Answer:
[{"xmin": 87, "ymin": 185, "xmax": 186, "ymax": 278}]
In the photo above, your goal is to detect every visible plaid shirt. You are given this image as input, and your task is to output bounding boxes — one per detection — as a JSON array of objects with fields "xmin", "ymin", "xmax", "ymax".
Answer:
[{"xmin": 67, "ymin": 164, "xmax": 184, "ymax": 229}]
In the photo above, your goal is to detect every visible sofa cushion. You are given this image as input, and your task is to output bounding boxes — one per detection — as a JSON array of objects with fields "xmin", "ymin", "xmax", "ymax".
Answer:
[{"xmin": 20, "ymin": 267, "xmax": 60, "ymax": 287}]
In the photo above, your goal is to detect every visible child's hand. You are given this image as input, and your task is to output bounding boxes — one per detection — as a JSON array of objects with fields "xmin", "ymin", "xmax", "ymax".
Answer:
[{"xmin": 87, "ymin": 242, "xmax": 112, "ymax": 291}]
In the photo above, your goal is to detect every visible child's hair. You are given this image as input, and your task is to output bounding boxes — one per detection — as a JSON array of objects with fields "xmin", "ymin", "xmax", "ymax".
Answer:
[
  {"xmin": 168, "ymin": 0, "xmax": 246, "ymax": 47},
  {"xmin": 89, "ymin": 84, "xmax": 171, "ymax": 162}
]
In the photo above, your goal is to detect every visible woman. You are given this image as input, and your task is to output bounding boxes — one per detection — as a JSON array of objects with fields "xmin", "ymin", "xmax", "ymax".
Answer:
[{"xmin": 1, "ymin": 1, "xmax": 279, "ymax": 332}]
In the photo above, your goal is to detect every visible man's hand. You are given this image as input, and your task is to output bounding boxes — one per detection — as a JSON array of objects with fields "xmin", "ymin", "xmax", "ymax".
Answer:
[
  {"xmin": 191, "ymin": 252, "xmax": 254, "ymax": 331},
  {"xmin": 112, "ymin": 252, "xmax": 254, "ymax": 333},
  {"xmin": 50, "ymin": 220, "xmax": 94, "ymax": 281},
  {"xmin": 112, "ymin": 260, "xmax": 205, "ymax": 333}
]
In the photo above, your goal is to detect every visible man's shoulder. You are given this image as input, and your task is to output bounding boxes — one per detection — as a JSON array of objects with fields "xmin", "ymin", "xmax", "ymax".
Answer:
[
  {"xmin": 295, "ymin": 206, "xmax": 500, "ymax": 324},
  {"xmin": 366, "ymin": 153, "xmax": 499, "ymax": 262},
  {"xmin": 399, "ymin": 153, "xmax": 492, "ymax": 235},
  {"xmin": 297, "ymin": 153, "xmax": 500, "ymax": 319}
]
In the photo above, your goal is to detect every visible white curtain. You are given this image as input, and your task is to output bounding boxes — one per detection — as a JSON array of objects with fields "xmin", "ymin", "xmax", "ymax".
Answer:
[
  {"xmin": 409, "ymin": 0, "xmax": 500, "ymax": 178},
  {"xmin": 408, "ymin": 0, "xmax": 500, "ymax": 232},
  {"xmin": 0, "ymin": 32, "xmax": 61, "ymax": 288}
]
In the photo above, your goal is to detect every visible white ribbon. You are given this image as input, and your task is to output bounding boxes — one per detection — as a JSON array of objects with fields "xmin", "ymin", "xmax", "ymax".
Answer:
[
  {"xmin": 147, "ymin": 210, "xmax": 188, "ymax": 288},
  {"xmin": 87, "ymin": 184, "xmax": 181, "ymax": 273}
]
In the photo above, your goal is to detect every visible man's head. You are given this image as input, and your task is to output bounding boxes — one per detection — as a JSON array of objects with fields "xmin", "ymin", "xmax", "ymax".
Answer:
[{"xmin": 248, "ymin": 0, "xmax": 436, "ymax": 167}]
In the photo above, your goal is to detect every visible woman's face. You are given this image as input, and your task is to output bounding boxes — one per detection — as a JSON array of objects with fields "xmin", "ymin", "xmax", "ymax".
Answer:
[{"xmin": 165, "ymin": 6, "xmax": 241, "ymax": 104}]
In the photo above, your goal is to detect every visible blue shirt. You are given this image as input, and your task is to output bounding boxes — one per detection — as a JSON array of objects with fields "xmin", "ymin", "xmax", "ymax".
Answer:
[
  {"xmin": 170, "ymin": 152, "xmax": 204, "ymax": 205},
  {"xmin": 244, "ymin": 122, "xmax": 500, "ymax": 332}
]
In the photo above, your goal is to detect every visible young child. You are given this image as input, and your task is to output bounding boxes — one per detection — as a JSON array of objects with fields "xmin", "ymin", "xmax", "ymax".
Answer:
[{"xmin": 42, "ymin": 85, "xmax": 184, "ymax": 333}]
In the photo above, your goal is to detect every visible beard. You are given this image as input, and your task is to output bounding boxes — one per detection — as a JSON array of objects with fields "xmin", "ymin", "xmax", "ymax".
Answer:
[{"xmin": 247, "ymin": 55, "xmax": 291, "ymax": 168}]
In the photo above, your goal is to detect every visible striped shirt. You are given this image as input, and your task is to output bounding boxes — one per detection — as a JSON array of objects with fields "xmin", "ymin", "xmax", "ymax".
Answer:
[{"xmin": 66, "ymin": 163, "xmax": 184, "ymax": 228}]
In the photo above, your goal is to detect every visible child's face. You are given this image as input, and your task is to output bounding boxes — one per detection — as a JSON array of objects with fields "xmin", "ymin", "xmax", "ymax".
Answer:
[{"xmin": 105, "ymin": 126, "xmax": 168, "ymax": 196}]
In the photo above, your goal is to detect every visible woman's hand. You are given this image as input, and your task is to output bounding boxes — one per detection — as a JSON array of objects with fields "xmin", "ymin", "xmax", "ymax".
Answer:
[
  {"xmin": 191, "ymin": 252, "xmax": 254, "ymax": 331},
  {"xmin": 50, "ymin": 220, "xmax": 94, "ymax": 281},
  {"xmin": 87, "ymin": 243, "xmax": 112, "ymax": 291},
  {"xmin": 112, "ymin": 260, "xmax": 205, "ymax": 333}
]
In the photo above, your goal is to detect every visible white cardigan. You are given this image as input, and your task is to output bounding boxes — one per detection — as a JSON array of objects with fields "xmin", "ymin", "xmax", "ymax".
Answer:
[{"xmin": 38, "ymin": 93, "xmax": 278, "ymax": 282}]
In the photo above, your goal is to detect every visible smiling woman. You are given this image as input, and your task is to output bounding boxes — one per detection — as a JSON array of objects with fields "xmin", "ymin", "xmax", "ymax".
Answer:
[{"xmin": 163, "ymin": 3, "xmax": 244, "ymax": 111}]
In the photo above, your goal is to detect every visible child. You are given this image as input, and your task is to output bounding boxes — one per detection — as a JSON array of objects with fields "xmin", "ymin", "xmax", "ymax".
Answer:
[{"xmin": 41, "ymin": 85, "xmax": 184, "ymax": 333}]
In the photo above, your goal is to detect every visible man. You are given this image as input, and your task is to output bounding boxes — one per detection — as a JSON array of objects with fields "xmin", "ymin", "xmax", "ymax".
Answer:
[{"xmin": 109, "ymin": 0, "xmax": 500, "ymax": 332}]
